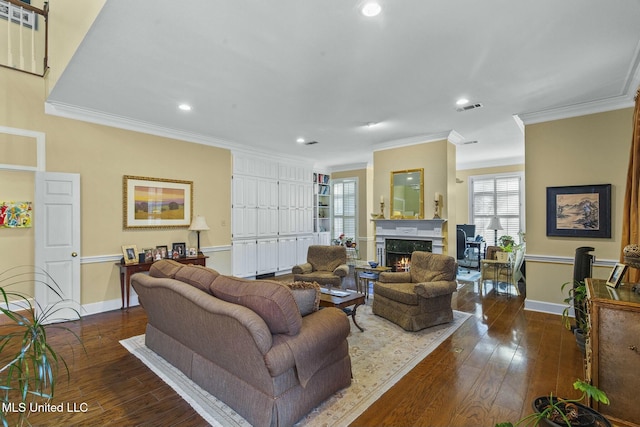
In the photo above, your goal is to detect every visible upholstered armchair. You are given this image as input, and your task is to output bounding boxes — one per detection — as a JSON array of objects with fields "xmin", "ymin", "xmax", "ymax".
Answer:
[
  {"xmin": 372, "ymin": 251, "xmax": 457, "ymax": 331},
  {"xmin": 292, "ymin": 245, "xmax": 349, "ymax": 289}
]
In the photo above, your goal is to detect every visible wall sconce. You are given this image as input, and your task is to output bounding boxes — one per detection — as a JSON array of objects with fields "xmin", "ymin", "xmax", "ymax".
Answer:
[{"xmin": 189, "ymin": 215, "xmax": 210, "ymax": 255}]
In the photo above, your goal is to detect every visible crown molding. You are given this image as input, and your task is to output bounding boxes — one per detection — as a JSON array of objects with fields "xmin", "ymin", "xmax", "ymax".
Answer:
[
  {"xmin": 457, "ymin": 155, "xmax": 525, "ymax": 171},
  {"xmin": 519, "ymin": 94, "xmax": 635, "ymax": 125},
  {"xmin": 328, "ymin": 162, "xmax": 370, "ymax": 173},
  {"xmin": 44, "ymin": 101, "xmax": 310, "ymax": 165},
  {"xmin": 372, "ymin": 131, "xmax": 452, "ymax": 152}
]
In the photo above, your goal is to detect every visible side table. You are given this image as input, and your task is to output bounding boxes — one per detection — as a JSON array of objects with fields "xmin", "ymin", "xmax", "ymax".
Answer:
[{"xmin": 116, "ymin": 255, "xmax": 208, "ymax": 308}]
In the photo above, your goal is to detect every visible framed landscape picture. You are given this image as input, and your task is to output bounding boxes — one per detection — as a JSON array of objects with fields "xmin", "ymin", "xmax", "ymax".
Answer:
[
  {"xmin": 123, "ymin": 175, "xmax": 193, "ymax": 229},
  {"xmin": 546, "ymin": 184, "xmax": 611, "ymax": 238}
]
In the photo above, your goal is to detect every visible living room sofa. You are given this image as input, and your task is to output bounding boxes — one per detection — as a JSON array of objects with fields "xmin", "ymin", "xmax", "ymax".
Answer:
[{"xmin": 131, "ymin": 260, "xmax": 352, "ymax": 427}]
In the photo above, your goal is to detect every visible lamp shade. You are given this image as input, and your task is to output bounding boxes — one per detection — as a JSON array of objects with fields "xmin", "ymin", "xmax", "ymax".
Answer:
[
  {"xmin": 487, "ymin": 216, "xmax": 503, "ymax": 231},
  {"xmin": 189, "ymin": 215, "xmax": 210, "ymax": 231}
]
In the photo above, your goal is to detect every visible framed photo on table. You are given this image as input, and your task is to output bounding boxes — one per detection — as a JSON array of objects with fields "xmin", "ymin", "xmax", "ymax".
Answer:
[
  {"xmin": 606, "ymin": 263, "xmax": 627, "ymax": 288},
  {"xmin": 172, "ymin": 242, "xmax": 186, "ymax": 259},
  {"xmin": 121, "ymin": 245, "xmax": 139, "ymax": 265},
  {"xmin": 546, "ymin": 184, "xmax": 611, "ymax": 238},
  {"xmin": 123, "ymin": 175, "xmax": 193, "ymax": 229}
]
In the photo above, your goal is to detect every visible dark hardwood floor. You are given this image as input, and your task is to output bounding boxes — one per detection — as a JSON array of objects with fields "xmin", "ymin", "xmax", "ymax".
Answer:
[{"xmin": 2, "ymin": 276, "xmax": 584, "ymax": 426}]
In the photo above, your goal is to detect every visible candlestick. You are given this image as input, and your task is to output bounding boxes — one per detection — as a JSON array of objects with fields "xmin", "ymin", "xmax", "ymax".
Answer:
[
  {"xmin": 433, "ymin": 199, "xmax": 441, "ymax": 219},
  {"xmin": 380, "ymin": 195, "xmax": 384, "ymax": 203}
]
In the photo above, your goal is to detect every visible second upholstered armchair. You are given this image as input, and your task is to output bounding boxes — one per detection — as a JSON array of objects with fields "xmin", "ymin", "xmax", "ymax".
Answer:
[
  {"xmin": 292, "ymin": 245, "xmax": 350, "ymax": 289},
  {"xmin": 373, "ymin": 251, "xmax": 457, "ymax": 331}
]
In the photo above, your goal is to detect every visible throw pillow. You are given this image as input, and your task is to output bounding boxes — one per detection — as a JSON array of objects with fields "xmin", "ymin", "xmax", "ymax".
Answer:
[
  {"xmin": 174, "ymin": 265, "xmax": 220, "ymax": 294},
  {"xmin": 209, "ymin": 275, "xmax": 302, "ymax": 336},
  {"xmin": 284, "ymin": 281, "xmax": 320, "ymax": 316},
  {"xmin": 148, "ymin": 259, "xmax": 184, "ymax": 278}
]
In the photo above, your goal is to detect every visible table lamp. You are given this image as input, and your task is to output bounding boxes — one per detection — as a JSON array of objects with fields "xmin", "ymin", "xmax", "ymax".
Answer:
[
  {"xmin": 487, "ymin": 216, "xmax": 503, "ymax": 245},
  {"xmin": 189, "ymin": 215, "xmax": 210, "ymax": 255}
]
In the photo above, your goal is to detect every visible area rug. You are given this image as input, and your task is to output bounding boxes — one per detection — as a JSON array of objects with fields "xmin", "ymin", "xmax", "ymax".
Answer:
[{"xmin": 120, "ymin": 305, "xmax": 470, "ymax": 427}]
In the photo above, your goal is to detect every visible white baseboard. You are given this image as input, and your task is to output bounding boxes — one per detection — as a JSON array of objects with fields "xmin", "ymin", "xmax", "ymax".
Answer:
[
  {"xmin": 524, "ymin": 299, "xmax": 565, "ymax": 316},
  {"xmin": 81, "ymin": 294, "xmax": 140, "ymax": 316}
]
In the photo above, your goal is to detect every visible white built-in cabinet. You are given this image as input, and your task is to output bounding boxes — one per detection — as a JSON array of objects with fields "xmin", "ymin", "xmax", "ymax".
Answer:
[{"xmin": 232, "ymin": 153, "xmax": 315, "ymax": 277}]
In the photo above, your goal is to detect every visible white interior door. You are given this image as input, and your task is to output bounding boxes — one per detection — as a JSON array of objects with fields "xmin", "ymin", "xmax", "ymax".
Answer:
[{"xmin": 35, "ymin": 172, "xmax": 81, "ymax": 323}]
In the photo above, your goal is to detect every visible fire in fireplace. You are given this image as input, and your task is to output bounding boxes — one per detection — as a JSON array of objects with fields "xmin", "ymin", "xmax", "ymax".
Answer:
[{"xmin": 385, "ymin": 239, "xmax": 432, "ymax": 271}]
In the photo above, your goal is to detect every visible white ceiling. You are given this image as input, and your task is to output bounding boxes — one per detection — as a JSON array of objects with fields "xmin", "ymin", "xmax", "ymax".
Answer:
[{"xmin": 45, "ymin": 0, "xmax": 640, "ymax": 171}]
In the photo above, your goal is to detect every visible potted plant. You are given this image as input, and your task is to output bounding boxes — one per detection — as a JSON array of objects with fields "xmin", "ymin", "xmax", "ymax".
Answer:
[
  {"xmin": 561, "ymin": 280, "xmax": 589, "ymax": 353},
  {"xmin": 496, "ymin": 380, "xmax": 610, "ymax": 427},
  {"xmin": 0, "ymin": 266, "xmax": 83, "ymax": 427}
]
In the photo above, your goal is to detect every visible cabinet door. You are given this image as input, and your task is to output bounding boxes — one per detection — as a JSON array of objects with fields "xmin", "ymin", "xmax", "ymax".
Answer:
[
  {"xmin": 278, "ymin": 237, "xmax": 297, "ymax": 271},
  {"xmin": 233, "ymin": 207, "xmax": 257, "ymax": 238},
  {"xmin": 232, "ymin": 240, "xmax": 257, "ymax": 278},
  {"xmin": 296, "ymin": 236, "xmax": 313, "ymax": 265},
  {"xmin": 257, "ymin": 239, "xmax": 278, "ymax": 274},
  {"xmin": 257, "ymin": 179, "xmax": 278, "ymax": 209},
  {"xmin": 596, "ymin": 305, "xmax": 640, "ymax": 423},
  {"xmin": 257, "ymin": 208, "xmax": 278, "ymax": 237},
  {"xmin": 233, "ymin": 175, "xmax": 258, "ymax": 208}
]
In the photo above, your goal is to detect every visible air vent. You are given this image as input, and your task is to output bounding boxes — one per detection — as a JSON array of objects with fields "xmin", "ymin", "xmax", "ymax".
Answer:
[
  {"xmin": 456, "ymin": 103, "xmax": 483, "ymax": 112},
  {"xmin": 462, "ymin": 140, "xmax": 478, "ymax": 145},
  {"xmin": 304, "ymin": 141, "xmax": 319, "ymax": 145}
]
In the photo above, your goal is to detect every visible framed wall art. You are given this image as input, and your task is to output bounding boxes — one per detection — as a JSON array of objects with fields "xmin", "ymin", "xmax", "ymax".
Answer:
[
  {"xmin": 546, "ymin": 184, "xmax": 611, "ymax": 238},
  {"xmin": 123, "ymin": 175, "xmax": 193, "ymax": 229}
]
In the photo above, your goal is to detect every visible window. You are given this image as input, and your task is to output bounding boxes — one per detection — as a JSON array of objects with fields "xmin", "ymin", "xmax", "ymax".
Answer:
[
  {"xmin": 332, "ymin": 178, "xmax": 357, "ymax": 241},
  {"xmin": 470, "ymin": 173, "xmax": 524, "ymax": 246}
]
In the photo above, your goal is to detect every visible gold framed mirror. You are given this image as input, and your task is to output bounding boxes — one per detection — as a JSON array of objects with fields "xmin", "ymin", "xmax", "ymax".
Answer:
[{"xmin": 390, "ymin": 168, "xmax": 424, "ymax": 219}]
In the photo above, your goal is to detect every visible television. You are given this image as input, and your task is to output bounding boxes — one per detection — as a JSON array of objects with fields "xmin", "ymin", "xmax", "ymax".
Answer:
[{"xmin": 456, "ymin": 224, "xmax": 476, "ymax": 241}]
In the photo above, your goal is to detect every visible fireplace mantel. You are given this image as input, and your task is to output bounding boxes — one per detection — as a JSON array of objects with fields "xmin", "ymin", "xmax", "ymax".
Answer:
[{"xmin": 373, "ymin": 219, "xmax": 447, "ymax": 265}]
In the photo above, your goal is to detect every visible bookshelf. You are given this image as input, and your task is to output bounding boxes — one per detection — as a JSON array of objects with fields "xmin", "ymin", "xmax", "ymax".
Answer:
[{"xmin": 314, "ymin": 172, "xmax": 331, "ymax": 241}]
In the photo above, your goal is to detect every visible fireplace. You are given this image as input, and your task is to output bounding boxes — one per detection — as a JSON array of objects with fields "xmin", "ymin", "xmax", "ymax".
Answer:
[{"xmin": 385, "ymin": 239, "xmax": 432, "ymax": 271}]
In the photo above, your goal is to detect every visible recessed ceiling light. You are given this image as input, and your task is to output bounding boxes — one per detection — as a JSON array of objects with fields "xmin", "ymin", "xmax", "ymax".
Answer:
[
  {"xmin": 366, "ymin": 122, "xmax": 378, "ymax": 128},
  {"xmin": 296, "ymin": 137, "xmax": 305, "ymax": 144},
  {"xmin": 178, "ymin": 103, "xmax": 192, "ymax": 111},
  {"xmin": 456, "ymin": 98, "xmax": 469, "ymax": 106},
  {"xmin": 361, "ymin": 2, "xmax": 381, "ymax": 17}
]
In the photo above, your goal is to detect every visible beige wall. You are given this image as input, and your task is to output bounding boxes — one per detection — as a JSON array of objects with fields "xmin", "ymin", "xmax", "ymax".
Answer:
[
  {"xmin": 525, "ymin": 107, "xmax": 633, "ymax": 309},
  {"xmin": 0, "ymin": 1, "xmax": 232, "ymax": 307},
  {"xmin": 373, "ymin": 140, "xmax": 457, "ymax": 256},
  {"xmin": 332, "ymin": 167, "xmax": 374, "ymax": 261}
]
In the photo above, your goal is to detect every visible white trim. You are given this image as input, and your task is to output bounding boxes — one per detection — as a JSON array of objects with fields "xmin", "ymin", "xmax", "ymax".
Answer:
[
  {"xmin": 457, "ymin": 156, "xmax": 525, "ymax": 171},
  {"xmin": 524, "ymin": 253, "xmax": 616, "ymax": 268},
  {"xmin": 519, "ymin": 95, "xmax": 634, "ymax": 125},
  {"xmin": 372, "ymin": 131, "xmax": 452, "ymax": 152},
  {"xmin": 79, "ymin": 245, "xmax": 232, "ymax": 264},
  {"xmin": 45, "ymin": 102, "xmax": 312, "ymax": 165},
  {"xmin": 330, "ymin": 162, "xmax": 370, "ymax": 173},
  {"xmin": 0, "ymin": 125, "xmax": 45, "ymax": 171},
  {"xmin": 524, "ymin": 299, "xmax": 565, "ymax": 316}
]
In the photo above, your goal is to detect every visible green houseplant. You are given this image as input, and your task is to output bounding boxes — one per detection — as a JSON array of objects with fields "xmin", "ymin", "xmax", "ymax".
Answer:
[
  {"xmin": 561, "ymin": 280, "xmax": 589, "ymax": 353},
  {"xmin": 0, "ymin": 266, "xmax": 83, "ymax": 427},
  {"xmin": 496, "ymin": 380, "xmax": 610, "ymax": 427}
]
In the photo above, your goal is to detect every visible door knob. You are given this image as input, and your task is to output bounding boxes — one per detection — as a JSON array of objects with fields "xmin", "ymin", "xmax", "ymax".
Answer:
[{"xmin": 71, "ymin": 252, "xmax": 78, "ymax": 257}]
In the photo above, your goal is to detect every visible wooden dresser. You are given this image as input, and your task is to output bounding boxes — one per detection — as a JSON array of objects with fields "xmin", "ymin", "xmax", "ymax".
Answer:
[{"xmin": 585, "ymin": 278, "xmax": 640, "ymax": 427}]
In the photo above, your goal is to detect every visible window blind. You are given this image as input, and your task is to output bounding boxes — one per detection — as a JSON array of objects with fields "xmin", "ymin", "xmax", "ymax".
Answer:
[
  {"xmin": 470, "ymin": 174, "xmax": 523, "ymax": 246},
  {"xmin": 332, "ymin": 179, "xmax": 357, "ymax": 240}
]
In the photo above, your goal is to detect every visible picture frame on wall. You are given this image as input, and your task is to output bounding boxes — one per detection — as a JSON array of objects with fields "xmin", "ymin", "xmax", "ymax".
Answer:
[
  {"xmin": 121, "ymin": 245, "xmax": 138, "ymax": 265},
  {"xmin": 123, "ymin": 175, "xmax": 193, "ymax": 229},
  {"xmin": 606, "ymin": 263, "xmax": 627, "ymax": 288},
  {"xmin": 546, "ymin": 184, "xmax": 611, "ymax": 238}
]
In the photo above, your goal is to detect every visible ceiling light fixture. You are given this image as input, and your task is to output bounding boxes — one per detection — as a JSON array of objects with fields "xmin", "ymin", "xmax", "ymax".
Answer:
[
  {"xmin": 361, "ymin": 2, "xmax": 381, "ymax": 17},
  {"xmin": 178, "ymin": 103, "xmax": 192, "ymax": 111},
  {"xmin": 296, "ymin": 137, "xmax": 305, "ymax": 144},
  {"xmin": 456, "ymin": 98, "xmax": 469, "ymax": 106}
]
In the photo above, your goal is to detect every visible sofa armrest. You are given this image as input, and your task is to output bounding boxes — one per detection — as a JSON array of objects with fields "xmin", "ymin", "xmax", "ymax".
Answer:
[
  {"xmin": 378, "ymin": 271, "xmax": 411, "ymax": 283},
  {"xmin": 282, "ymin": 307, "xmax": 350, "ymax": 387},
  {"xmin": 415, "ymin": 280, "xmax": 457, "ymax": 298},
  {"xmin": 292, "ymin": 262, "xmax": 312, "ymax": 274},
  {"xmin": 333, "ymin": 263, "xmax": 349, "ymax": 278}
]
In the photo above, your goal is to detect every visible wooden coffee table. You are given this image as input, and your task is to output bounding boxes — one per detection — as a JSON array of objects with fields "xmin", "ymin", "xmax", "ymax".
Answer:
[{"xmin": 319, "ymin": 289, "xmax": 366, "ymax": 332}]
